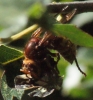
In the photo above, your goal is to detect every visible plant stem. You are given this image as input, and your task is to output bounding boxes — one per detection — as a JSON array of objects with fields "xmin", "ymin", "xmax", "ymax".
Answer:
[
  {"xmin": 47, "ymin": 1, "xmax": 93, "ymax": 14},
  {"xmin": 11, "ymin": 24, "xmax": 38, "ymax": 40},
  {"xmin": 0, "ymin": 24, "xmax": 38, "ymax": 44}
]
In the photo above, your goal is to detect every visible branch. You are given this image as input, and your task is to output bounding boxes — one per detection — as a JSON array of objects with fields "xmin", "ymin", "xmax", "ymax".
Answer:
[
  {"xmin": 47, "ymin": 1, "xmax": 93, "ymax": 14},
  {"xmin": 0, "ymin": 24, "xmax": 38, "ymax": 44}
]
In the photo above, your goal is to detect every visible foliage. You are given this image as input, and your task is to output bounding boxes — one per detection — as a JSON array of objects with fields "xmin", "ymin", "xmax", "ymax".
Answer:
[
  {"xmin": 52, "ymin": 24, "xmax": 93, "ymax": 47},
  {"xmin": 1, "ymin": 74, "xmax": 24, "ymax": 100},
  {"xmin": 0, "ymin": 0, "xmax": 93, "ymax": 100},
  {"xmin": 0, "ymin": 45, "xmax": 23, "ymax": 65}
]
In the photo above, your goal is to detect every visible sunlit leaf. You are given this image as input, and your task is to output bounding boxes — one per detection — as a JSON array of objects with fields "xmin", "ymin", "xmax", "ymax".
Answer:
[
  {"xmin": 52, "ymin": 24, "xmax": 93, "ymax": 47},
  {"xmin": 0, "ymin": 45, "xmax": 23, "ymax": 65}
]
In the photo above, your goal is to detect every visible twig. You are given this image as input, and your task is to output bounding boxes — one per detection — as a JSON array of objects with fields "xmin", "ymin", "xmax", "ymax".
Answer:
[
  {"xmin": 11, "ymin": 24, "xmax": 38, "ymax": 41},
  {"xmin": 47, "ymin": 1, "xmax": 93, "ymax": 14},
  {"xmin": 0, "ymin": 24, "xmax": 38, "ymax": 44}
]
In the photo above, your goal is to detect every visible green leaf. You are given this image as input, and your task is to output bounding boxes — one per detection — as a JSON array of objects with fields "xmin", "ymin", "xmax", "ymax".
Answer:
[
  {"xmin": 28, "ymin": 2, "xmax": 46, "ymax": 21},
  {"xmin": 52, "ymin": 24, "xmax": 93, "ymax": 47},
  {"xmin": 0, "ymin": 45, "xmax": 23, "ymax": 65},
  {"xmin": 58, "ymin": 58, "xmax": 68, "ymax": 76},
  {"xmin": 28, "ymin": 2, "xmax": 56, "ymax": 29},
  {"xmin": 28, "ymin": 0, "xmax": 52, "ymax": 19},
  {"xmin": 1, "ymin": 73, "xmax": 25, "ymax": 100}
]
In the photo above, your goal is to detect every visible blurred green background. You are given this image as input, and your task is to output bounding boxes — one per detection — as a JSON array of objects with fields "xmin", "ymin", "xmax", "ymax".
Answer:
[{"xmin": 0, "ymin": 0, "xmax": 93, "ymax": 100}]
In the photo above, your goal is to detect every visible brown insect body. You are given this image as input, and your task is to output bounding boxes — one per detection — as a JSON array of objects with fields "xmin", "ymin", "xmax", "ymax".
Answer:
[
  {"xmin": 17, "ymin": 7, "xmax": 86, "ymax": 98},
  {"xmin": 46, "ymin": 34, "xmax": 86, "ymax": 76},
  {"xmin": 21, "ymin": 33, "xmax": 59, "ymax": 80},
  {"xmin": 21, "ymin": 7, "xmax": 86, "ymax": 83},
  {"xmin": 24, "ymin": 37, "xmax": 44, "ymax": 60},
  {"xmin": 46, "ymin": 35, "xmax": 76, "ymax": 64},
  {"xmin": 21, "ymin": 27, "xmax": 86, "ymax": 81}
]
